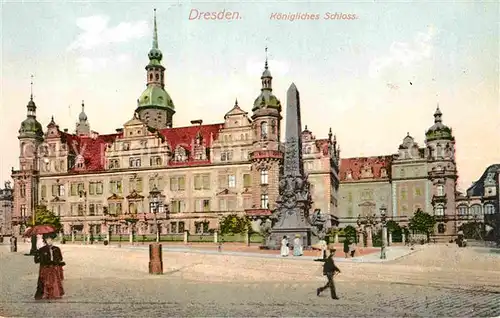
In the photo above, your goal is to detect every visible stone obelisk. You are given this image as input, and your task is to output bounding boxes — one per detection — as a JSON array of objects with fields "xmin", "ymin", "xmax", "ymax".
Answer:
[{"xmin": 268, "ymin": 83, "xmax": 312, "ymax": 248}]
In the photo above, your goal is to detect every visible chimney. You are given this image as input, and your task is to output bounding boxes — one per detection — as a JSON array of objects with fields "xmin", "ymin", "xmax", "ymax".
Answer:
[
  {"xmin": 63, "ymin": 128, "xmax": 68, "ymax": 133},
  {"xmin": 191, "ymin": 119, "xmax": 203, "ymax": 125},
  {"xmin": 116, "ymin": 128, "xmax": 124, "ymax": 133}
]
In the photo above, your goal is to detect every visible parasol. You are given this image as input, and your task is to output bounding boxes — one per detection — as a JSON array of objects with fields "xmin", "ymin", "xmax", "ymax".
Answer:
[{"xmin": 23, "ymin": 225, "xmax": 56, "ymax": 237}]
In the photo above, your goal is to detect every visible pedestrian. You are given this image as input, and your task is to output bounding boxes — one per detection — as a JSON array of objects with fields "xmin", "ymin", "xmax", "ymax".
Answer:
[
  {"xmin": 343, "ymin": 238, "xmax": 350, "ymax": 258},
  {"xmin": 293, "ymin": 234, "xmax": 303, "ymax": 256},
  {"xmin": 34, "ymin": 232, "xmax": 65, "ymax": 300},
  {"xmin": 349, "ymin": 241, "xmax": 357, "ymax": 258},
  {"xmin": 280, "ymin": 235, "xmax": 289, "ymax": 257},
  {"xmin": 316, "ymin": 248, "xmax": 340, "ymax": 300}
]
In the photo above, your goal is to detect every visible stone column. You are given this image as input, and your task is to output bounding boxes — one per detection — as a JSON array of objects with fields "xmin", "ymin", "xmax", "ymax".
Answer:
[
  {"xmin": 334, "ymin": 233, "xmax": 339, "ymax": 243},
  {"xmin": 366, "ymin": 226, "xmax": 373, "ymax": 247},
  {"xmin": 388, "ymin": 232, "xmax": 392, "ymax": 246},
  {"xmin": 214, "ymin": 232, "xmax": 218, "ymax": 243},
  {"xmin": 183, "ymin": 231, "xmax": 189, "ymax": 244}
]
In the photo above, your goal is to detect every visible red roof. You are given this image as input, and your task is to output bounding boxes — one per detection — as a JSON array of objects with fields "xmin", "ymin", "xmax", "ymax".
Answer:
[
  {"xmin": 159, "ymin": 123, "xmax": 223, "ymax": 167},
  {"xmin": 340, "ymin": 156, "xmax": 392, "ymax": 182},
  {"xmin": 60, "ymin": 123, "xmax": 223, "ymax": 173},
  {"xmin": 62, "ymin": 132, "xmax": 121, "ymax": 173}
]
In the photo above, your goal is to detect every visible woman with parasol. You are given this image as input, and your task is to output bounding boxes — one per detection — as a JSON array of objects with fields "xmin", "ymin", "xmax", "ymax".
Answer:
[{"xmin": 32, "ymin": 228, "xmax": 65, "ymax": 300}]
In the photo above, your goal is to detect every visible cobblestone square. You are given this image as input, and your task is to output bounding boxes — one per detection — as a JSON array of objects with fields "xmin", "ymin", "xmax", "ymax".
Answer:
[{"xmin": 1, "ymin": 243, "xmax": 499, "ymax": 317}]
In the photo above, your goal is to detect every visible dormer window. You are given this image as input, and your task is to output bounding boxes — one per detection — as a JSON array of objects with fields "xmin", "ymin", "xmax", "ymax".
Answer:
[
  {"xmin": 346, "ymin": 170, "xmax": 353, "ymax": 180},
  {"xmin": 109, "ymin": 159, "xmax": 119, "ymax": 169},
  {"xmin": 123, "ymin": 143, "xmax": 130, "ymax": 151},
  {"xmin": 221, "ymin": 150, "xmax": 233, "ymax": 161},
  {"xmin": 380, "ymin": 167, "xmax": 387, "ymax": 178},
  {"xmin": 174, "ymin": 146, "xmax": 187, "ymax": 162}
]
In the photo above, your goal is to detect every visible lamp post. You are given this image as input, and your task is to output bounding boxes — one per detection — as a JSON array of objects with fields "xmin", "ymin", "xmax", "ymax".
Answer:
[
  {"xmin": 148, "ymin": 184, "xmax": 164, "ymax": 275},
  {"xmin": 79, "ymin": 190, "xmax": 88, "ymax": 244},
  {"xmin": 380, "ymin": 204, "xmax": 387, "ymax": 259},
  {"xmin": 149, "ymin": 185, "xmax": 161, "ymax": 242}
]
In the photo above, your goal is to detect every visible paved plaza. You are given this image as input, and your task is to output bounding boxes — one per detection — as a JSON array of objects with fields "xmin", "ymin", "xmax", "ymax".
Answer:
[{"xmin": 1, "ymin": 243, "xmax": 500, "ymax": 317}]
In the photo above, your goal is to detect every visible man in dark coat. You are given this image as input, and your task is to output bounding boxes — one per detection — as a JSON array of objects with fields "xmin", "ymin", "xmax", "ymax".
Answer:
[{"xmin": 316, "ymin": 248, "xmax": 340, "ymax": 299}]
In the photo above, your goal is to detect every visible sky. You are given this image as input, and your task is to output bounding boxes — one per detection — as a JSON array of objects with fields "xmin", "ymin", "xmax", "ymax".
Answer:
[{"xmin": 0, "ymin": 0, "xmax": 499, "ymax": 192}]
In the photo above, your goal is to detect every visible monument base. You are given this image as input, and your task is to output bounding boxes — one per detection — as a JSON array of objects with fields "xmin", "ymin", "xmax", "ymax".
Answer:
[{"xmin": 267, "ymin": 228, "xmax": 311, "ymax": 249}]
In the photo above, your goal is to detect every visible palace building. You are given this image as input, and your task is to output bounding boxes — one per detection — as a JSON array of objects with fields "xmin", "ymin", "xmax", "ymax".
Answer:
[
  {"xmin": 338, "ymin": 106, "xmax": 460, "ymax": 240},
  {"xmin": 10, "ymin": 11, "xmax": 340, "ymax": 238}
]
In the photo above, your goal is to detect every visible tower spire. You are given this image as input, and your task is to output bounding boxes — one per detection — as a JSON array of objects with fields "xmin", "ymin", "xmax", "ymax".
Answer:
[
  {"xmin": 30, "ymin": 75, "xmax": 34, "ymax": 101},
  {"xmin": 265, "ymin": 46, "xmax": 268, "ymax": 69},
  {"xmin": 153, "ymin": 8, "xmax": 158, "ymax": 49}
]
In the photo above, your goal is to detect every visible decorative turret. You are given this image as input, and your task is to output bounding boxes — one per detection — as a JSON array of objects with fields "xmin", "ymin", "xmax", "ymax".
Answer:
[
  {"xmin": 76, "ymin": 100, "xmax": 90, "ymax": 136},
  {"xmin": 252, "ymin": 47, "xmax": 282, "ymax": 112},
  {"xmin": 18, "ymin": 76, "xmax": 43, "ymax": 141},
  {"xmin": 425, "ymin": 105, "xmax": 454, "ymax": 142},
  {"xmin": 136, "ymin": 9, "xmax": 175, "ymax": 129}
]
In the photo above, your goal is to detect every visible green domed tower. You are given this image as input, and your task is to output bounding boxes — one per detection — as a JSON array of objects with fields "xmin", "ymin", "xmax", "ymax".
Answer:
[
  {"xmin": 249, "ymin": 48, "xmax": 283, "ymax": 212},
  {"xmin": 135, "ymin": 9, "xmax": 175, "ymax": 129},
  {"xmin": 19, "ymin": 94, "xmax": 44, "ymax": 142}
]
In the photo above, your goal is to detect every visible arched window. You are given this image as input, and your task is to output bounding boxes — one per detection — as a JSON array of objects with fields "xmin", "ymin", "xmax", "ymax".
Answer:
[
  {"xmin": 155, "ymin": 73, "xmax": 159, "ymax": 81},
  {"xmin": 149, "ymin": 73, "xmax": 153, "ymax": 81},
  {"xmin": 458, "ymin": 205, "xmax": 468, "ymax": 215},
  {"xmin": 484, "ymin": 204, "xmax": 495, "ymax": 215},
  {"xmin": 434, "ymin": 205, "xmax": 444, "ymax": 216},
  {"xmin": 437, "ymin": 223, "xmax": 446, "ymax": 234},
  {"xmin": 260, "ymin": 122, "xmax": 268, "ymax": 139},
  {"xmin": 470, "ymin": 205, "xmax": 482, "ymax": 215}
]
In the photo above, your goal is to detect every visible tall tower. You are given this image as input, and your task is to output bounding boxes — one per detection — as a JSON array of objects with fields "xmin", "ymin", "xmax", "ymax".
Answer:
[
  {"xmin": 136, "ymin": 9, "xmax": 175, "ymax": 129},
  {"xmin": 249, "ymin": 48, "xmax": 283, "ymax": 211},
  {"xmin": 425, "ymin": 105, "xmax": 457, "ymax": 235},
  {"xmin": 11, "ymin": 76, "xmax": 44, "ymax": 234},
  {"xmin": 76, "ymin": 100, "xmax": 90, "ymax": 136}
]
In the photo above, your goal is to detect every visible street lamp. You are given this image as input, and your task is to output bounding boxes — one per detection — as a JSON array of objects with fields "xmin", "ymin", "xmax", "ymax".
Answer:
[
  {"xmin": 79, "ymin": 190, "xmax": 89, "ymax": 244},
  {"xmin": 380, "ymin": 204, "xmax": 388, "ymax": 259},
  {"xmin": 149, "ymin": 185, "xmax": 161, "ymax": 243}
]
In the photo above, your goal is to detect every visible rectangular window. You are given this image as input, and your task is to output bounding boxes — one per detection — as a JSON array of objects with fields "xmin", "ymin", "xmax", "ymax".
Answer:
[
  {"xmin": 41, "ymin": 185, "xmax": 46, "ymax": 198},
  {"xmin": 243, "ymin": 174, "xmax": 251, "ymax": 188},
  {"xmin": 51, "ymin": 184, "xmax": 57, "ymax": 197},
  {"xmin": 78, "ymin": 204, "xmax": 84, "ymax": 216},
  {"xmin": 194, "ymin": 174, "xmax": 210, "ymax": 190},
  {"xmin": 96, "ymin": 182, "xmax": 103, "ymax": 195},
  {"xmin": 178, "ymin": 222, "xmax": 185, "ymax": 233},
  {"xmin": 20, "ymin": 205, "xmax": 26, "ymax": 217},
  {"xmin": 171, "ymin": 200, "xmax": 185, "ymax": 213},
  {"xmin": 89, "ymin": 182, "xmax": 96, "ymax": 195},
  {"xmin": 109, "ymin": 181, "xmax": 119, "ymax": 194},
  {"xmin": 260, "ymin": 194, "xmax": 269, "ymax": 209},
  {"xmin": 89, "ymin": 204, "xmax": 95, "ymax": 216},
  {"xmin": 228, "ymin": 175, "xmax": 236, "ymax": 188},
  {"xmin": 77, "ymin": 183, "xmax": 84, "ymax": 195},
  {"xmin": 260, "ymin": 170, "xmax": 269, "ymax": 185},
  {"xmin": 414, "ymin": 187, "xmax": 422, "ymax": 197},
  {"xmin": 170, "ymin": 176, "xmax": 185, "ymax": 191},
  {"xmin": 170, "ymin": 223, "xmax": 177, "ymax": 234},
  {"xmin": 71, "ymin": 183, "xmax": 78, "ymax": 196},
  {"xmin": 136, "ymin": 178, "xmax": 143, "ymax": 192}
]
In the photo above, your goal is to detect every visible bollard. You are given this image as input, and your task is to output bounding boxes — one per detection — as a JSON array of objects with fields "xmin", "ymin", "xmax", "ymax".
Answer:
[
  {"xmin": 149, "ymin": 243, "xmax": 163, "ymax": 275},
  {"xmin": 10, "ymin": 236, "xmax": 17, "ymax": 252}
]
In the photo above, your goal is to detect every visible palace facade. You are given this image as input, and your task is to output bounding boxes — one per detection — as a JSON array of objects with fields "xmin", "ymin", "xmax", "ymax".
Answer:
[
  {"xmin": 338, "ymin": 106, "xmax": 460, "ymax": 240},
  {"xmin": 10, "ymin": 12, "xmax": 340, "ymax": 238}
]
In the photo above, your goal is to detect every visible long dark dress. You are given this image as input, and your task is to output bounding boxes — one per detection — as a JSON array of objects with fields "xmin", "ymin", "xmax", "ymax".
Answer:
[{"xmin": 34, "ymin": 244, "xmax": 65, "ymax": 300}]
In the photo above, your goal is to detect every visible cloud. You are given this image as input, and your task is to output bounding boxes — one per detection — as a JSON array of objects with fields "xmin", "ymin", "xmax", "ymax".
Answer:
[
  {"xmin": 68, "ymin": 15, "xmax": 149, "ymax": 51},
  {"xmin": 369, "ymin": 26, "xmax": 436, "ymax": 78},
  {"xmin": 75, "ymin": 54, "xmax": 132, "ymax": 74}
]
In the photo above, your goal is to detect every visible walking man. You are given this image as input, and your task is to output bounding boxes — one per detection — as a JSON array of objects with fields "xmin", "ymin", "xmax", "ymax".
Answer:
[{"xmin": 316, "ymin": 248, "xmax": 340, "ymax": 300}]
